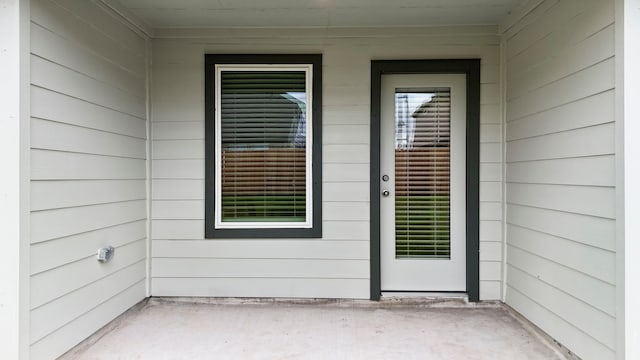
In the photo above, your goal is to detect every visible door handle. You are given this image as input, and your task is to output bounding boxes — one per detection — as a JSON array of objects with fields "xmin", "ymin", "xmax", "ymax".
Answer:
[{"xmin": 382, "ymin": 190, "xmax": 390, "ymax": 197}]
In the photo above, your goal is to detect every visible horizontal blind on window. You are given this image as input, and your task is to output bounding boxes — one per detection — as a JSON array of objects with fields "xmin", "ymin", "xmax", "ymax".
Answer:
[
  {"xmin": 394, "ymin": 88, "xmax": 451, "ymax": 259},
  {"xmin": 220, "ymin": 71, "xmax": 307, "ymax": 222}
]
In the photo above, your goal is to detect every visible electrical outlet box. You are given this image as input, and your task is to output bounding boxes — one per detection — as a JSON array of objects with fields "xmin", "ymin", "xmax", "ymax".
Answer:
[{"xmin": 97, "ymin": 246, "xmax": 115, "ymax": 262}]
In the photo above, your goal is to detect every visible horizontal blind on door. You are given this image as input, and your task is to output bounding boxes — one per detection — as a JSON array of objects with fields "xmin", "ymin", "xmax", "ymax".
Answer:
[
  {"xmin": 220, "ymin": 71, "xmax": 307, "ymax": 222},
  {"xmin": 394, "ymin": 88, "xmax": 451, "ymax": 258}
]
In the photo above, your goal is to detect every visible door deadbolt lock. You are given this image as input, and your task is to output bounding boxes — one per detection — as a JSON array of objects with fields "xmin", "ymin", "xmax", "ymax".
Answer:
[
  {"xmin": 382, "ymin": 190, "xmax": 390, "ymax": 197},
  {"xmin": 382, "ymin": 175, "xmax": 389, "ymax": 182}
]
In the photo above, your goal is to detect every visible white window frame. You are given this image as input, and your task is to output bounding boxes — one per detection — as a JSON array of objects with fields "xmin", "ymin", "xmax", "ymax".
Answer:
[{"xmin": 214, "ymin": 64, "xmax": 314, "ymax": 229}]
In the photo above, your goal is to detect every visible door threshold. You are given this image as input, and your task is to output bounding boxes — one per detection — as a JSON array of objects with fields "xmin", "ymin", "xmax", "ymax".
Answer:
[
  {"xmin": 379, "ymin": 292, "xmax": 484, "ymax": 307},
  {"xmin": 381, "ymin": 291, "xmax": 467, "ymax": 299}
]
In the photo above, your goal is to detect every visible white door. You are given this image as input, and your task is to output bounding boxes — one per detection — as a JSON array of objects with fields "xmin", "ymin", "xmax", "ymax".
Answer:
[{"xmin": 380, "ymin": 74, "xmax": 466, "ymax": 292}]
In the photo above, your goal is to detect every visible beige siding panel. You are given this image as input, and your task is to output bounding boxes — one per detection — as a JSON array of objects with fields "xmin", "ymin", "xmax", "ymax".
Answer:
[
  {"xmin": 480, "ymin": 124, "xmax": 501, "ymax": 143},
  {"xmin": 324, "ymin": 66, "xmax": 370, "ymax": 87},
  {"xmin": 152, "ymin": 121, "xmax": 204, "ymax": 140},
  {"xmin": 31, "ymin": 179, "xmax": 145, "ymax": 211},
  {"xmin": 324, "ymin": 125, "xmax": 369, "ymax": 145},
  {"xmin": 480, "ymin": 163, "xmax": 502, "ymax": 181},
  {"xmin": 507, "ymin": 266, "xmax": 615, "ymax": 350},
  {"xmin": 507, "ymin": 183, "xmax": 615, "ymax": 219},
  {"xmin": 480, "ymin": 64, "xmax": 500, "ymax": 84},
  {"xmin": 323, "ymin": 182, "xmax": 370, "ymax": 202},
  {"xmin": 152, "ymin": 220, "xmax": 204, "ymax": 240},
  {"xmin": 153, "ymin": 140, "xmax": 204, "ymax": 160},
  {"xmin": 151, "ymin": 96, "xmax": 204, "ymax": 124},
  {"xmin": 323, "ymin": 221, "xmax": 370, "ymax": 241},
  {"xmin": 30, "ymin": 23, "xmax": 145, "ymax": 97},
  {"xmin": 153, "ymin": 239, "xmax": 368, "ymax": 260},
  {"xmin": 31, "ymin": 200, "xmax": 146, "ymax": 244},
  {"xmin": 324, "ymin": 144, "xmax": 369, "ymax": 164},
  {"xmin": 152, "ymin": 159, "xmax": 204, "ymax": 179},
  {"xmin": 480, "ymin": 261, "xmax": 502, "ymax": 281},
  {"xmin": 324, "ymin": 85, "xmax": 370, "ymax": 107},
  {"xmin": 506, "ymin": 90, "xmax": 615, "ymax": 140},
  {"xmin": 505, "ymin": 0, "xmax": 595, "ymax": 58},
  {"xmin": 31, "ymin": 150, "xmax": 146, "ymax": 180},
  {"xmin": 31, "ymin": 55, "xmax": 146, "ymax": 119},
  {"xmin": 30, "ymin": 261, "xmax": 146, "ymax": 343},
  {"xmin": 480, "ymin": 143, "xmax": 501, "ymax": 163},
  {"xmin": 506, "ymin": 123, "xmax": 614, "ymax": 163},
  {"xmin": 508, "ymin": 24, "xmax": 614, "ymax": 101},
  {"xmin": 480, "ymin": 242, "xmax": 502, "ymax": 262},
  {"xmin": 153, "ymin": 258, "xmax": 368, "ymax": 279},
  {"xmin": 480, "ymin": 83, "xmax": 500, "ymax": 105},
  {"xmin": 507, "ymin": 204, "xmax": 615, "ymax": 251},
  {"xmin": 507, "ymin": 225, "xmax": 615, "ymax": 285},
  {"xmin": 51, "ymin": 0, "xmax": 146, "ymax": 54},
  {"xmin": 506, "ymin": 156, "xmax": 615, "ymax": 186},
  {"xmin": 30, "ymin": 220, "xmax": 146, "ymax": 275},
  {"xmin": 323, "ymin": 105, "xmax": 370, "ymax": 125},
  {"xmin": 480, "ymin": 104, "xmax": 501, "ymax": 124},
  {"xmin": 31, "ymin": 0, "xmax": 145, "ymax": 74},
  {"xmin": 507, "ymin": 1, "xmax": 614, "ymax": 88},
  {"xmin": 323, "ymin": 202, "xmax": 369, "ymax": 221},
  {"xmin": 479, "ymin": 281, "xmax": 502, "ymax": 300},
  {"xmin": 29, "ymin": 281, "xmax": 146, "ymax": 360},
  {"xmin": 480, "ymin": 182, "xmax": 502, "ymax": 202},
  {"xmin": 30, "ymin": 239, "xmax": 146, "ymax": 309},
  {"xmin": 152, "ymin": 179, "xmax": 205, "ymax": 200},
  {"xmin": 506, "ymin": 58, "xmax": 614, "ymax": 121},
  {"xmin": 507, "ymin": 246, "xmax": 615, "ymax": 316},
  {"xmin": 152, "ymin": 200, "xmax": 204, "ymax": 220},
  {"xmin": 152, "ymin": 278, "xmax": 369, "ymax": 299},
  {"xmin": 480, "ymin": 221, "xmax": 502, "ymax": 242},
  {"xmin": 506, "ymin": 287, "xmax": 615, "ymax": 360},
  {"xmin": 31, "ymin": 86, "xmax": 146, "ymax": 138},
  {"xmin": 31, "ymin": 118, "xmax": 146, "ymax": 159},
  {"xmin": 324, "ymin": 163, "xmax": 370, "ymax": 182},
  {"xmin": 479, "ymin": 202, "xmax": 502, "ymax": 221}
]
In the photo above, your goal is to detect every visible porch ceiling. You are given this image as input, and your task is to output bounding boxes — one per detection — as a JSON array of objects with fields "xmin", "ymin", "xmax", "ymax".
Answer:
[{"xmin": 114, "ymin": 0, "xmax": 526, "ymax": 28}]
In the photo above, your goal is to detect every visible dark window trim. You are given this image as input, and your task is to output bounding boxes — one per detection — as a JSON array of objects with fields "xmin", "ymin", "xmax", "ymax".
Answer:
[
  {"xmin": 205, "ymin": 54, "xmax": 323, "ymax": 238},
  {"xmin": 370, "ymin": 59, "xmax": 481, "ymax": 302}
]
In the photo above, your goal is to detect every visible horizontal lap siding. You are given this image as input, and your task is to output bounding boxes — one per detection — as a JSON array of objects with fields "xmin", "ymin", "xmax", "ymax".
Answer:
[
  {"xmin": 151, "ymin": 26, "xmax": 503, "ymax": 300},
  {"xmin": 503, "ymin": 0, "xmax": 616, "ymax": 359},
  {"xmin": 29, "ymin": 0, "xmax": 148, "ymax": 359}
]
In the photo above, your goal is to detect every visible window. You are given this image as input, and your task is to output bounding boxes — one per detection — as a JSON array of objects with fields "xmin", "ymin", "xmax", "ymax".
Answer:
[{"xmin": 205, "ymin": 55, "xmax": 322, "ymax": 238}]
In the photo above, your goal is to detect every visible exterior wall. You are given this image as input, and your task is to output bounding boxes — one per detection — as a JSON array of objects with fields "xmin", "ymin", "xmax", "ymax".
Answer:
[
  {"xmin": 150, "ymin": 26, "xmax": 503, "ymax": 300},
  {"xmin": 29, "ymin": 0, "xmax": 148, "ymax": 358},
  {"xmin": 502, "ymin": 1, "xmax": 616, "ymax": 359}
]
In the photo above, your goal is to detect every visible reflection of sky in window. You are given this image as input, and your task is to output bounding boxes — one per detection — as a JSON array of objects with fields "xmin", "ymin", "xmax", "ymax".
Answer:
[
  {"xmin": 395, "ymin": 92, "xmax": 434, "ymax": 149},
  {"xmin": 283, "ymin": 92, "xmax": 307, "ymax": 148}
]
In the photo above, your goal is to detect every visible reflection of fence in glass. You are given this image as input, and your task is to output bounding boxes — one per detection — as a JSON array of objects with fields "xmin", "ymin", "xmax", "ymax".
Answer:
[
  {"xmin": 220, "ymin": 71, "xmax": 307, "ymax": 222},
  {"xmin": 221, "ymin": 149, "xmax": 306, "ymax": 222},
  {"xmin": 394, "ymin": 88, "xmax": 451, "ymax": 259}
]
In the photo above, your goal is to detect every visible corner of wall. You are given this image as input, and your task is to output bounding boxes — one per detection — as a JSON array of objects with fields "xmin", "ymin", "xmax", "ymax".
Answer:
[
  {"xmin": 615, "ymin": 1, "xmax": 640, "ymax": 359},
  {"xmin": 0, "ymin": 0, "xmax": 31, "ymax": 358},
  {"xmin": 499, "ymin": 29, "xmax": 508, "ymax": 304}
]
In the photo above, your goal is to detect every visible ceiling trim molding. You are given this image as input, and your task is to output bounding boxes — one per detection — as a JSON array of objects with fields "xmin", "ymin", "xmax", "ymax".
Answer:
[
  {"xmin": 95, "ymin": 0, "xmax": 154, "ymax": 38},
  {"xmin": 499, "ymin": 0, "xmax": 547, "ymax": 35},
  {"xmin": 152, "ymin": 24, "xmax": 500, "ymax": 39}
]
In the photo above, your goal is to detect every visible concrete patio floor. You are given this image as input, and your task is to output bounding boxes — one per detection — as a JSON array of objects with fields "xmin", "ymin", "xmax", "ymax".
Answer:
[{"xmin": 61, "ymin": 298, "xmax": 568, "ymax": 360}]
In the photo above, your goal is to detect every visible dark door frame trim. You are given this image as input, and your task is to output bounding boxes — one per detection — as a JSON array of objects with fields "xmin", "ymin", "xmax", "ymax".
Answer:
[{"xmin": 370, "ymin": 59, "xmax": 481, "ymax": 302}]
